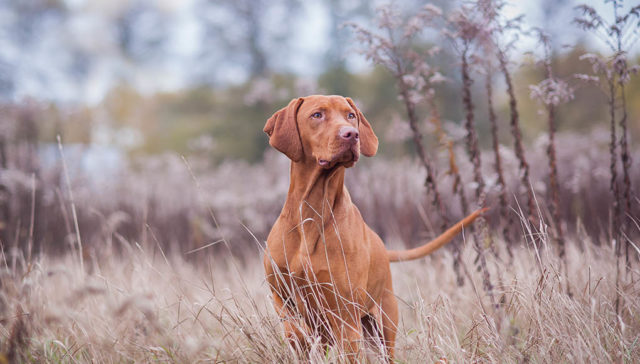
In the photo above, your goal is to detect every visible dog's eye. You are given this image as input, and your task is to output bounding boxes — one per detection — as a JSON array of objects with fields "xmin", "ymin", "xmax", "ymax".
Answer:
[
  {"xmin": 311, "ymin": 112, "xmax": 322, "ymax": 119},
  {"xmin": 347, "ymin": 112, "xmax": 356, "ymax": 119}
]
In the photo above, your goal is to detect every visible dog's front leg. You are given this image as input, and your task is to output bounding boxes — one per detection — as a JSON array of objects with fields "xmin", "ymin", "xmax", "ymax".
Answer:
[
  {"xmin": 380, "ymin": 289, "xmax": 399, "ymax": 362},
  {"xmin": 327, "ymin": 311, "xmax": 364, "ymax": 362},
  {"xmin": 270, "ymin": 291, "xmax": 312, "ymax": 356}
]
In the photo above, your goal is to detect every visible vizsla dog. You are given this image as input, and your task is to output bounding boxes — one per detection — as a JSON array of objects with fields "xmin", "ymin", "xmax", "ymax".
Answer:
[{"xmin": 263, "ymin": 95, "xmax": 485, "ymax": 361}]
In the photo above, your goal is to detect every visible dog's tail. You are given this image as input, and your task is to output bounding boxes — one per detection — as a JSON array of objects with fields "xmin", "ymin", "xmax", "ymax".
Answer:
[{"xmin": 386, "ymin": 208, "xmax": 488, "ymax": 262}]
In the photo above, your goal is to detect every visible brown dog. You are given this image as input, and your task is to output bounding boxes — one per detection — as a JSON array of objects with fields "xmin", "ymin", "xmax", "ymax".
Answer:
[{"xmin": 263, "ymin": 95, "xmax": 485, "ymax": 361}]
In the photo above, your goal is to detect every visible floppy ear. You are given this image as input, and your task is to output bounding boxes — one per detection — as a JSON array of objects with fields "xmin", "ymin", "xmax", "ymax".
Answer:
[
  {"xmin": 346, "ymin": 97, "xmax": 378, "ymax": 157},
  {"xmin": 263, "ymin": 98, "xmax": 305, "ymax": 162}
]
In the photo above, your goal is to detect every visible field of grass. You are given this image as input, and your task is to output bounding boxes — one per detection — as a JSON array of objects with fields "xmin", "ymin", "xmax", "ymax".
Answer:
[
  {"xmin": 0, "ymin": 126, "xmax": 639, "ymax": 363},
  {"xmin": 1, "ymin": 215, "xmax": 638, "ymax": 363},
  {"xmin": 1, "ymin": 0, "xmax": 639, "ymax": 362}
]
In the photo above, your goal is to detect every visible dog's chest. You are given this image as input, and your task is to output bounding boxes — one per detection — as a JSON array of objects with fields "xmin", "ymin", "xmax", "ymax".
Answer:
[
  {"xmin": 267, "ymin": 199, "xmax": 378, "ymax": 310},
  {"xmin": 270, "ymin": 233, "xmax": 372, "ymax": 306},
  {"xmin": 281, "ymin": 255, "xmax": 371, "ymax": 311}
]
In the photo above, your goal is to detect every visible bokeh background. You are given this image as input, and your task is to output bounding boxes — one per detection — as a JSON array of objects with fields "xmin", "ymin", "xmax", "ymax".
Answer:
[{"xmin": 0, "ymin": 0, "xmax": 639, "ymax": 259}]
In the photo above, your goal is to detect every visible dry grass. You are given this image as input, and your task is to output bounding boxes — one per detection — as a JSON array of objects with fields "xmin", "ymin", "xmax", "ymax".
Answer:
[
  {"xmin": 0, "ymin": 219, "xmax": 638, "ymax": 363},
  {"xmin": 2, "ymin": 128, "xmax": 639, "ymax": 259},
  {"xmin": 1, "ymin": 119, "xmax": 638, "ymax": 362}
]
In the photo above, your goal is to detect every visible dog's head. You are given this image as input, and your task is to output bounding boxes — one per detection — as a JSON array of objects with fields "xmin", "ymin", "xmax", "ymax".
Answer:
[{"xmin": 263, "ymin": 95, "xmax": 378, "ymax": 168}]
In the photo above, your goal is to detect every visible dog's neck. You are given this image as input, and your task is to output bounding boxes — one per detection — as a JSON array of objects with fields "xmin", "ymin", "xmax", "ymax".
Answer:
[{"xmin": 283, "ymin": 161, "xmax": 348, "ymax": 219}]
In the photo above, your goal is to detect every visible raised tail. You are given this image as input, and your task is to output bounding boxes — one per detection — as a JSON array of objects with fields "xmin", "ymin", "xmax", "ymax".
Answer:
[{"xmin": 387, "ymin": 208, "xmax": 488, "ymax": 262}]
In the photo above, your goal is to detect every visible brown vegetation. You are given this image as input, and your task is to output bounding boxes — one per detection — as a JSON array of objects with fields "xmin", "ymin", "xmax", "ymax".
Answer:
[{"xmin": 0, "ymin": 0, "xmax": 639, "ymax": 362}]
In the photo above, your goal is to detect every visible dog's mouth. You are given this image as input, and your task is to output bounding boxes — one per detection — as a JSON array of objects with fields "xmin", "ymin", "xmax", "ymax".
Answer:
[{"xmin": 318, "ymin": 145, "xmax": 360, "ymax": 169}]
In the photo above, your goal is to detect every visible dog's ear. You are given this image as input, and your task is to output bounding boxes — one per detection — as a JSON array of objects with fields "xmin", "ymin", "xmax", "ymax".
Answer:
[
  {"xmin": 264, "ymin": 98, "xmax": 305, "ymax": 162},
  {"xmin": 346, "ymin": 97, "xmax": 378, "ymax": 157}
]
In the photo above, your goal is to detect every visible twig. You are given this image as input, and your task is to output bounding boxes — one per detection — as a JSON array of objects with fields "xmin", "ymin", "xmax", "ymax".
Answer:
[{"xmin": 57, "ymin": 135, "xmax": 83, "ymax": 272}]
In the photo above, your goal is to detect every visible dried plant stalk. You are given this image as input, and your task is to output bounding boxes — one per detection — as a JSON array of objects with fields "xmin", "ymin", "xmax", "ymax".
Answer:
[
  {"xmin": 400, "ymin": 88, "xmax": 448, "ymax": 227},
  {"xmin": 427, "ymin": 98, "xmax": 469, "ymax": 217},
  {"xmin": 346, "ymin": 5, "xmax": 450, "ymax": 228},
  {"xmin": 608, "ymin": 80, "xmax": 619, "ymax": 233},
  {"xmin": 498, "ymin": 49, "xmax": 536, "ymax": 227},
  {"xmin": 611, "ymin": 3, "xmax": 637, "ymax": 275},
  {"xmin": 447, "ymin": 6, "xmax": 494, "ymax": 302},
  {"xmin": 461, "ymin": 48, "xmax": 493, "ymax": 300},
  {"xmin": 574, "ymin": 0, "xmax": 640, "ymax": 284},
  {"xmin": 603, "ymin": 66, "xmax": 622, "ymax": 315},
  {"xmin": 485, "ymin": 71, "xmax": 511, "ymax": 247},
  {"xmin": 533, "ymin": 30, "xmax": 569, "ymax": 262},
  {"xmin": 427, "ymin": 97, "xmax": 468, "ymax": 285},
  {"xmin": 476, "ymin": 0, "xmax": 535, "ymax": 229},
  {"xmin": 546, "ymin": 102, "xmax": 564, "ymax": 255},
  {"xmin": 618, "ymin": 81, "xmax": 631, "ymax": 272},
  {"xmin": 461, "ymin": 47, "xmax": 484, "ymax": 200}
]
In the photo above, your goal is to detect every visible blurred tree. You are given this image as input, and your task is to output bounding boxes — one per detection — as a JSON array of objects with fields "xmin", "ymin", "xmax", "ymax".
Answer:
[
  {"xmin": 116, "ymin": 1, "xmax": 169, "ymax": 64},
  {"xmin": 0, "ymin": 0, "xmax": 68, "ymax": 99},
  {"xmin": 539, "ymin": 0, "xmax": 572, "ymax": 51},
  {"xmin": 322, "ymin": 0, "xmax": 371, "ymax": 95},
  {"xmin": 195, "ymin": 0, "xmax": 302, "ymax": 84}
]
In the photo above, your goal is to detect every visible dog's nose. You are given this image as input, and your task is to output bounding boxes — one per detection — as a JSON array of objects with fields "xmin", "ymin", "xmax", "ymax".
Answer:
[{"xmin": 339, "ymin": 126, "xmax": 359, "ymax": 142}]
